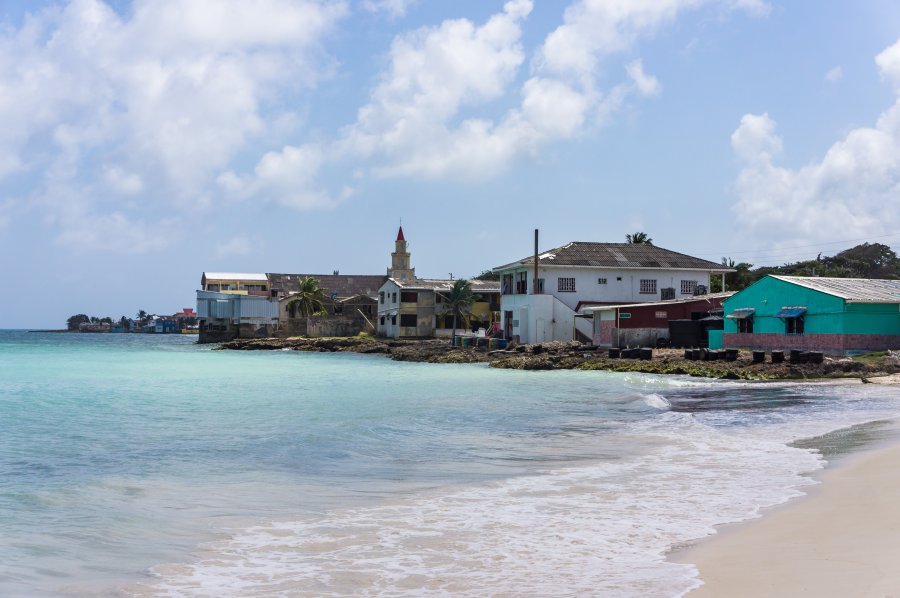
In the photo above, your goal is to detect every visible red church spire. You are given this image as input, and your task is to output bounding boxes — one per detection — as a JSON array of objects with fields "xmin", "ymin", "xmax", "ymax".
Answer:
[{"xmin": 396, "ymin": 226, "xmax": 405, "ymax": 241}]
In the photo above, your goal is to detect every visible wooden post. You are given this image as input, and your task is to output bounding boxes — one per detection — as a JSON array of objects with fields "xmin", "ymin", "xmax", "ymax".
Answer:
[{"xmin": 533, "ymin": 229, "xmax": 539, "ymax": 295}]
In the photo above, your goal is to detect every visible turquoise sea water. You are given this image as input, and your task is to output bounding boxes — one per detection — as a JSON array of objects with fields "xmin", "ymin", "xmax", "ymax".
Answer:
[{"xmin": 1, "ymin": 331, "xmax": 898, "ymax": 597}]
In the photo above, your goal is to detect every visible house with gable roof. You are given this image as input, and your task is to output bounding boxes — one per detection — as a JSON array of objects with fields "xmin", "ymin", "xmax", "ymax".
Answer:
[
  {"xmin": 723, "ymin": 275, "xmax": 900, "ymax": 354},
  {"xmin": 493, "ymin": 241, "xmax": 732, "ymax": 344}
]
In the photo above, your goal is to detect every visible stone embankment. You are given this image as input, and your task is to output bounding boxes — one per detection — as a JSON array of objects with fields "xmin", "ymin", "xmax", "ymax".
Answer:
[{"xmin": 216, "ymin": 337, "xmax": 900, "ymax": 381}]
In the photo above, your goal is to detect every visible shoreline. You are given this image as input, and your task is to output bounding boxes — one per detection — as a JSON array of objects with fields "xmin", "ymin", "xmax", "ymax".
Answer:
[
  {"xmin": 216, "ymin": 336, "xmax": 900, "ymax": 382},
  {"xmin": 672, "ymin": 417, "xmax": 900, "ymax": 596}
]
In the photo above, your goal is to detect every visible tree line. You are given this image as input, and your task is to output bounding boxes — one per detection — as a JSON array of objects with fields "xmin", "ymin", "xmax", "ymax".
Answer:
[{"xmin": 66, "ymin": 310, "xmax": 197, "ymax": 331}]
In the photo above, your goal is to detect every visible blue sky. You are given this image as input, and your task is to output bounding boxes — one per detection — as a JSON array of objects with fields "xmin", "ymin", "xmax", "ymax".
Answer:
[{"xmin": 2, "ymin": 0, "xmax": 900, "ymax": 328}]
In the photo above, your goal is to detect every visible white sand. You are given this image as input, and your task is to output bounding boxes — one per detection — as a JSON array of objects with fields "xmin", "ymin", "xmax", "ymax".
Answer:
[{"xmin": 674, "ymin": 441, "xmax": 900, "ymax": 597}]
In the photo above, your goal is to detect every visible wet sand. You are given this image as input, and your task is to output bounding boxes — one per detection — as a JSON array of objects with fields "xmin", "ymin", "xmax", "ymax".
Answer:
[{"xmin": 674, "ymin": 420, "xmax": 900, "ymax": 597}]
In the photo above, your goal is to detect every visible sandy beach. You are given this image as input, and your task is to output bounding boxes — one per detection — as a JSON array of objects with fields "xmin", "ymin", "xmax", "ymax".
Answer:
[{"xmin": 674, "ymin": 425, "xmax": 900, "ymax": 597}]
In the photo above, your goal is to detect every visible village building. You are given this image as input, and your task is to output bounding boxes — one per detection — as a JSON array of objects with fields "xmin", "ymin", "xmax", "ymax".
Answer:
[
  {"xmin": 197, "ymin": 290, "xmax": 281, "ymax": 343},
  {"xmin": 723, "ymin": 275, "xmax": 900, "ymax": 355},
  {"xmin": 270, "ymin": 272, "xmax": 385, "ymax": 337},
  {"xmin": 493, "ymin": 242, "xmax": 732, "ymax": 344},
  {"xmin": 200, "ymin": 272, "xmax": 270, "ymax": 295},
  {"xmin": 198, "ymin": 270, "xmax": 385, "ymax": 342},
  {"xmin": 376, "ymin": 227, "xmax": 500, "ymax": 338},
  {"xmin": 585, "ymin": 292, "xmax": 733, "ymax": 348}
]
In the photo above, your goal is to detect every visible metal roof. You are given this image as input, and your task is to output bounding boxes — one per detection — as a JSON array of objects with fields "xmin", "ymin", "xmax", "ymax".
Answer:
[
  {"xmin": 266, "ymin": 273, "xmax": 387, "ymax": 299},
  {"xmin": 202, "ymin": 272, "xmax": 268, "ymax": 282},
  {"xmin": 772, "ymin": 276, "xmax": 900, "ymax": 303},
  {"xmin": 389, "ymin": 278, "xmax": 500, "ymax": 293},
  {"xmin": 493, "ymin": 242, "xmax": 732, "ymax": 272},
  {"xmin": 582, "ymin": 292, "xmax": 734, "ymax": 312}
]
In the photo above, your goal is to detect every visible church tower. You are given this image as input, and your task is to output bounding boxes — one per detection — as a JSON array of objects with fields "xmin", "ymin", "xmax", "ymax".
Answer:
[{"xmin": 388, "ymin": 226, "xmax": 415, "ymax": 281}]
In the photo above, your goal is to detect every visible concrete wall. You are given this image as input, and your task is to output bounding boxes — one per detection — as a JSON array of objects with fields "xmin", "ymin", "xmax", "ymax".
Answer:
[
  {"xmin": 723, "ymin": 332, "xmax": 900, "ymax": 355},
  {"xmin": 500, "ymin": 294, "xmax": 578, "ymax": 344},
  {"xmin": 307, "ymin": 316, "xmax": 366, "ymax": 338},
  {"xmin": 499, "ymin": 266, "xmax": 714, "ymax": 311}
]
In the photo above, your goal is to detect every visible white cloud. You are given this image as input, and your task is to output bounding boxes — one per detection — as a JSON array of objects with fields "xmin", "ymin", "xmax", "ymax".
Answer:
[
  {"xmin": 219, "ymin": 144, "xmax": 351, "ymax": 209},
  {"xmin": 339, "ymin": 0, "xmax": 762, "ymax": 181},
  {"xmin": 876, "ymin": 38, "xmax": 900, "ymax": 89},
  {"xmin": 731, "ymin": 112, "xmax": 781, "ymax": 163},
  {"xmin": 341, "ymin": 0, "xmax": 533, "ymax": 179},
  {"xmin": 55, "ymin": 211, "xmax": 181, "ymax": 254},
  {"xmin": 361, "ymin": 0, "xmax": 415, "ymax": 18},
  {"xmin": 214, "ymin": 234, "xmax": 259, "ymax": 258},
  {"xmin": 825, "ymin": 65, "xmax": 843, "ymax": 83},
  {"xmin": 731, "ymin": 39, "xmax": 900, "ymax": 246},
  {"xmin": 626, "ymin": 59, "xmax": 661, "ymax": 96},
  {"xmin": 0, "ymin": 0, "xmax": 346, "ymax": 250},
  {"xmin": 103, "ymin": 167, "xmax": 144, "ymax": 195}
]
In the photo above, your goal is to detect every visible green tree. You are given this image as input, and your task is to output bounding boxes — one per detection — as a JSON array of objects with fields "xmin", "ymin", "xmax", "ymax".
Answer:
[
  {"xmin": 625, "ymin": 232, "xmax": 653, "ymax": 244},
  {"xmin": 439, "ymin": 279, "xmax": 476, "ymax": 343},
  {"xmin": 712, "ymin": 257, "xmax": 755, "ymax": 292},
  {"xmin": 473, "ymin": 269, "xmax": 499, "ymax": 281},
  {"xmin": 66, "ymin": 314, "xmax": 90, "ymax": 330},
  {"xmin": 286, "ymin": 277, "xmax": 327, "ymax": 317}
]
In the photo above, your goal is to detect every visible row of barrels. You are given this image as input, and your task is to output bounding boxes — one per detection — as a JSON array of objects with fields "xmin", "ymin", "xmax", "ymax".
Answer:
[
  {"xmin": 684, "ymin": 348, "xmax": 825, "ymax": 364},
  {"xmin": 607, "ymin": 347, "xmax": 653, "ymax": 360},
  {"xmin": 684, "ymin": 349, "xmax": 740, "ymax": 362}
]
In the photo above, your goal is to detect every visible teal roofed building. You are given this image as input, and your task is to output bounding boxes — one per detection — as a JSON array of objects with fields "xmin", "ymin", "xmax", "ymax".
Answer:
[{"xmin": 723, "ymin": 275, "xmax": 900, "ymax": 355}]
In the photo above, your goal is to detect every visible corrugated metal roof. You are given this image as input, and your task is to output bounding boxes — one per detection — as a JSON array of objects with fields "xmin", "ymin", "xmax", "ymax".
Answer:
[
  {"xmin": 772, "ymin": 276, "xmax": 900, "ymax": 303},
  {"xmin": 582, "ymin": 292, "xmax": 734, "ymax": 312},
  {"xmin": 392, "ymin": 278, "xmax": 500, "ymax": 293},
  {"xmin": 494, "ymin": 242, "xmax": 731, "ymax": 272},
  {"xmin": 267, "ymin": 273, "xmax": 387, "ymax": 298},
  {"xmin": 202, "ymin": 272, "xmax": 268, "ymax": 282}
]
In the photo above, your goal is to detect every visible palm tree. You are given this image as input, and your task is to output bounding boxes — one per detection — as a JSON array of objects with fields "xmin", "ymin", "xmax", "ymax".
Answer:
[
  {"xmin": 286, "ymin": 277, "xmax": 327, "ymax": 317},
  {"xmin": 439, "ymin": 279, "xmax": 476, "ymax": 343},
  {"xmin": 626, "ymin": 232, "xmax": 653, "ymax": 244}
]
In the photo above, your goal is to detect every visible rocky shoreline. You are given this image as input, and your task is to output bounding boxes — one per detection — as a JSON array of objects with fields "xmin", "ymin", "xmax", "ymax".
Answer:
[{"xmin": 214, "ymin": 337, "xmax": 900, "ymax": 381}]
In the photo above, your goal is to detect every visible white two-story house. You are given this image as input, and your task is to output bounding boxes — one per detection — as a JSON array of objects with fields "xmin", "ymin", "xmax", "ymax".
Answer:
[{"xmin": 493, "ymin": 242, "xmax": 732, "ymax": 344}]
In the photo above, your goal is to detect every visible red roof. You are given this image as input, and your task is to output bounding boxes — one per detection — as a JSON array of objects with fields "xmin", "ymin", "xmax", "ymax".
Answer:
[{"xmin": 396, "ymin": 226, "xmax": 405, "ymax": 241}]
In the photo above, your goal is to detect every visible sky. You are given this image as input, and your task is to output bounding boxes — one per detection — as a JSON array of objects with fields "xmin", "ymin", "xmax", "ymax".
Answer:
[{"xmin": 2, "ymin": 0, "xmax": 900, "ymax": 328}]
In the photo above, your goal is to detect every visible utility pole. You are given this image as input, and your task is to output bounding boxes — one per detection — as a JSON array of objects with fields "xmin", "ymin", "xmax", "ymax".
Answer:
[{"xmin": 533, "ymin": 229, "xmax": 540, "ymax": 294}]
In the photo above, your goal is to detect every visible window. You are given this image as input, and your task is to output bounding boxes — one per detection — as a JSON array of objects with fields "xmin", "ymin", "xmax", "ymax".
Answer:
[
  {"xmin": 655, "ymin": 311, "xmax": 667, "ymax": 319},
  {"xmin": 502, "ymin": 273, "xmax": 514, "ymax": 295},
  {"xmin": 380, "ymin": 316, "xmax": 385, "ymax": 325},
  {"xmin": 400, "ymin": 314, "xmax": 417, "ymax": 327},
  {"xmin": 681, "ymin": 280, "xmax": 697, "ymax": 295},
  {"xmin": 598, "ymin": 278, "xmax": 607, "ymax": 284},
  {"xmin": 536, "ymin": 278, "xmax": 545, "ymax": 294},
  {"xmin": 400, "ymin": 292, "xmax": 418, "ymax": 303},
  {"xmin": 391, "ymin": 315, "xmax": 397, "ymax": 325},
  {"xmin": 558, "ymin": 277, "xmax": 576, "ymax": 292},
  {"xmin": 392, "ymin": 292, "xmax": 397, "ymax": 303},
  {"xmin": 738, "ymin": 317, "xmax": 753, "ymax": 333},
  {"xmin": 515, "ymin": 272, "xmax": 528, "ymax": 294},
  {"xmin": 379, "ymin": 292, "xmax": 385, "ymax": 304},
  {"xmin": 435, "ymin": 293, "xmax": 442, "ymax": 303},
  {"xmin": 639, "ymin": 279, "xmax": 657, "ymax": 294},
  {"xmin": 785, "ymin": 317, "xmax": 804, "ymax": 335}
]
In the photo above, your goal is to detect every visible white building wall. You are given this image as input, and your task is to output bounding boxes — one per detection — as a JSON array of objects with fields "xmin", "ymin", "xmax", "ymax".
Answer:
[
  {"xmin": 503, "ymin": 266, "xmax": 712, "ymax": 310},
  {"xmin": 376, "ymin": 280, "xmax": 402, "ymax": 337},
  {"xmin": 499, "ymin": 266, "xmax": 715, "ymax": 343}
]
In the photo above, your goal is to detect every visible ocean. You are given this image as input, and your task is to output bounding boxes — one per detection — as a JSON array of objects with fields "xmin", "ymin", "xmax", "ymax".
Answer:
[{"xmin": 1, "ymin": 330, "xmax": 898, "ymax": 597}]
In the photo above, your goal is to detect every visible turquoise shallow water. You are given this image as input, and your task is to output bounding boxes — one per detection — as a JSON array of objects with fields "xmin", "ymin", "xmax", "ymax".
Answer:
[{"xmin": 1, "ymin": 331, "xmax": 898, "ymax": 597}]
